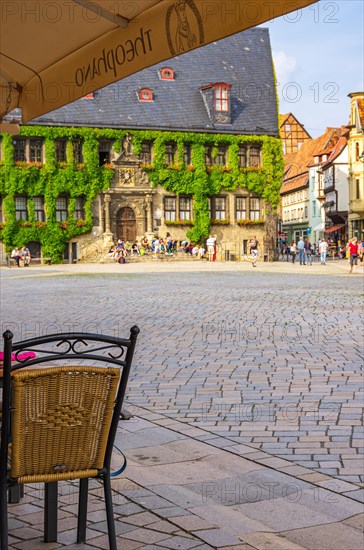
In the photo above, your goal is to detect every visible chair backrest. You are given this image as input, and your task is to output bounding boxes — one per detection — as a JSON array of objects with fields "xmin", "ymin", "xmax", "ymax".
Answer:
[{"xmin": 1, "ymin": 327, "xmax": 139, "ymax": 484}]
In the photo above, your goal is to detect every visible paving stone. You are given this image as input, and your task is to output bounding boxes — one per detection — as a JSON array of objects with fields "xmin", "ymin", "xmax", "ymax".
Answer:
[
  {"xmin": 147, "ymin": 520, "xmax": 179, "ymax": 534},
  {"xmin": 89, "ymin": 534, "xmax": 143, "ymax": 550},
  {"xmin": 342, "ymin": 489, "xmax": 364, "ymax": 503},
  {"xmin": 154, "ymin": 507, "xmax": 192, "ymax": 519},
  {"xmin": 113, "ymin": 503, "xmax": 145, "ymax": 516},
  {"xmin": 91, "ymin": 520, "xmax": 138, "ymax": 536},
  {"xmin": 192, "ymin": 529, "xmax": 241, "ymax": 547},
  {"xmin": 122, "ymin": 512, "xmax": 162, "ymax": 527},
  {"xmin": 343, "ymin": 513, "xmax": 364, "ymax": 531},
  {"xmin": 240, "ymin": 531, "xmax": 305, "ymax": 549},
  {"xmin": 8, "ymin": 526, "xmax": 43, "ymax": 540},
  {"xmin": 8, "ymin": 518, "xmax": 30, "ymax": 530},
  {"xmin": 169, "ymin": 515, "xmax": 217, "ymax": 531},
  {"xmin": 155, "ymin": 535, "xmax": 204, "ymax": 549},
  {"xmin": 119, "ymin": 528, "xmax": 171, "ymax": 544},
  {"xmin": 12, "ymin": 540, "xmax": 62, "ymax": 550},
  {"xmin": 281, "ymin": 521, "xmax": 364, "ymax": 550}
]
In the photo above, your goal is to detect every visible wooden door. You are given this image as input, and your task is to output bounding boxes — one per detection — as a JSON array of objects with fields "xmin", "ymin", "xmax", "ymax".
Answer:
[{"xmin": 117, "ymin": 207, "xmax": 136, "ymax": 242}]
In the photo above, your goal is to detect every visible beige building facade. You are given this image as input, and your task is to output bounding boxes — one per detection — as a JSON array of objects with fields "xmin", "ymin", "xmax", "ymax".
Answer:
[
  {"xmin": 347, "ymin": 92, "xmax": 364, "ymax": 239},
  {"xmin": 95, "ymin": 140, "xmax": 267, "ymax": 260}
]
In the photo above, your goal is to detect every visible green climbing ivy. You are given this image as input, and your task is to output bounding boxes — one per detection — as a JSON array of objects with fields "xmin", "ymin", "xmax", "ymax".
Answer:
[
  {"xmin": 0, "ymin": 126, "xmax": 283, "ymax": 258},
  {"xmin": 132, "ymin": 130, "xmax": 283, "ymax": 242},
  {"xmin": 0, "ymin": 127, "xmax": 117, "ymax": 262}
]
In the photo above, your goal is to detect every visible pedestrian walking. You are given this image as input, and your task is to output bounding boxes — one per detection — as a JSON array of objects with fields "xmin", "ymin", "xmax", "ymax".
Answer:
[
  {"xmin": 290, "ymin": 241, "xmax": 297, "ymax": 264},
  {"xmin": 348, "ymin": 237, "xmax": 359, "ymax": 274},
  {"xmin": 359, "ymin": 239, "xmax": 364, "ymax": 263},
  {"xmin": 304, "ymin": 238, "xmax": 313, "ymax": 266},
  {"xmin": 249, "ymin": 236, "xmax": 259, "ymax": 267},
  {"xmin": 319, "ymin": 238, "xmax": 328, "ymax": 265},
  {"xmin": 166, "ymin": 233, "xmax": 173, "ymax": 254},
  {"xmin": 285, "ymin": 243, "xmax": 290, "ymax": 262},
  {"xmin": 212, "ymin": 234, "xmax": 217, "ymax": 261},
  {"xmin": 297, "ymin": 237, "xmax": 305, "ymax": 265}
]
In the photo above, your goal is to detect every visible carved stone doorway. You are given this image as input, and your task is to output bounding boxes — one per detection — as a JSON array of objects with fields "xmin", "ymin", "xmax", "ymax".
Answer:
[{"xmin": 117, "ymin": 207, "xmax": 136, "ymax": 241}]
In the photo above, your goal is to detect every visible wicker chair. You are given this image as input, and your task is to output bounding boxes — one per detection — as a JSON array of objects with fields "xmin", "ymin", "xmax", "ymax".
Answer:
[{"xmin": 0, "ymin": 326, "xmax": 140, "ymax": 550}]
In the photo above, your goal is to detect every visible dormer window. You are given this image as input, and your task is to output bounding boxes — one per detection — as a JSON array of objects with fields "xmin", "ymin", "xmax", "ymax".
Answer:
[
  {"xmin": 200, "ymin": 82, "xmax": 232, "ymax": 124},
  {"xmin": 214, "ymin": 83, "xmax": 231, "ymax": 112},
  {"xmin": 139, "ymin": 88, "xmax": 153, "ymax": 102},
  {"xmin": 160, "ymin": 67, "xmax": 175, "ymax": 81}
]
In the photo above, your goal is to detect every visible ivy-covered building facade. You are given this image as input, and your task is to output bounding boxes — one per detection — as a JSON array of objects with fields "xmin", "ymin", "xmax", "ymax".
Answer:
[{"xmin": 0, "ymin": 29, "xmax": 283, "ymax": 263}]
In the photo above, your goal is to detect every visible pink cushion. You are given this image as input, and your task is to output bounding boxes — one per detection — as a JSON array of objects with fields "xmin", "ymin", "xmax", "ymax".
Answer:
[{"xmin": 0, "ymin": 351, "xmax": 36, "ymax": 361}]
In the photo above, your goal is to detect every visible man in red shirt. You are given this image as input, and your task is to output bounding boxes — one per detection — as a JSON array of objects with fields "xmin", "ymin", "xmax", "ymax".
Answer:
[{"xmin": 348, "ymin": 237, "xmax": 359, "ymax": 274}]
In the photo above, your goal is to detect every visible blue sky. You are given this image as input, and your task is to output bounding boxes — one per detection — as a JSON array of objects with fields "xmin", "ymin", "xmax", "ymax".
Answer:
[{"xmin": 262, "ymin": 0, "xmax": 364, "ymax": 137}]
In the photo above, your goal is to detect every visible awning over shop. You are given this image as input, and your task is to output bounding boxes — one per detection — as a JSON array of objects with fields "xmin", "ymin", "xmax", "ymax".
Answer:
[
  {"xmin": 312, "ymin": 223, "xmax": 325, "ymax": 232},
  {"xmin": 324, "ymin": 224, "xmax": 346, "ymax": 233}
]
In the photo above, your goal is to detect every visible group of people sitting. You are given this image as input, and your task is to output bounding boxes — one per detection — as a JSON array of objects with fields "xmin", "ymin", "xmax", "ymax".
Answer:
[
  {"xmin": 108, "ymin": 240, "xmax": 141, "ymax": 263},
  {"xmin": 152, "ymin": 236, "xmax": 207, "ymax": 258},
  {"xmin": 11, "ymin": 246, "xmax": 31, "ymax": 267},
  {"xmin": 108, "ymin": 234, "xmax": 209, "ymax": 263},
  {"xmin": 182, "ymin": 242, "xmax": 206, "ymax": 258}
]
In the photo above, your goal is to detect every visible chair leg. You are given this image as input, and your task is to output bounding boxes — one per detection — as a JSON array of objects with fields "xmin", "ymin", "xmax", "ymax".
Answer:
[
  {"xmin": 44, "ymin": 482, "xmax": 58, "ymax": 542},
  {"xmin": 0, "ymin": 480, "xmax": 9, "ymax": 550},
  {"xmin": 8, "ymin": 484, "xmax": 21, "ymax": 504},
  {"xmin": 77, "ymin": 478, "xmax": 88, "ymax": 543},
  {"xmin": 103, "ymin": 474, "xmax": 117, "ymax": 550}
]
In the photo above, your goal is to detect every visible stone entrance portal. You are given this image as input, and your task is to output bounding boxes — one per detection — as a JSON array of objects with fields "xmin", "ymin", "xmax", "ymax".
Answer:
[{"xmin": 117, "ymin": 207, "xmax": 136, "ymax": 242}]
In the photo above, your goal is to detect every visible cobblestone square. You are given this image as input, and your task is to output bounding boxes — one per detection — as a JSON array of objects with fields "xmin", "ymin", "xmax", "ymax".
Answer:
[
  {"xmin": 2, "ymin": 261, "xmax": 363, "ymax": 485},
  {"xmin": 1, "ymin": 261, "xmax": 364, "ymax": 549}
]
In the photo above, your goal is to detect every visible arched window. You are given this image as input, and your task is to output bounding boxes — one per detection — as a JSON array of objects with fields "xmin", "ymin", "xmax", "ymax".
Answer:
[
  {"xmin": 139, "ymin": 88, "xmax": 153, "ymax": 102},
  {"xmin": 160, "ymin": 67, "xmax": 175, "ymax": 80}
]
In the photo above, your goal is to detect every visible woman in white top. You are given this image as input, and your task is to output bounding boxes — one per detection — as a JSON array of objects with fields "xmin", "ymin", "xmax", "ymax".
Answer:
[{"xmin": 206, "ymin": 235, "xmax": 216, "ymax": 261}]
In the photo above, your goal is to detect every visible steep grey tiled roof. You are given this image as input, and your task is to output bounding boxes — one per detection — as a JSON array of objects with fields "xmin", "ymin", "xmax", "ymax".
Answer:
[{"xmin": 30, "ymin": 28, "xmax": 278, "ymax": 136}]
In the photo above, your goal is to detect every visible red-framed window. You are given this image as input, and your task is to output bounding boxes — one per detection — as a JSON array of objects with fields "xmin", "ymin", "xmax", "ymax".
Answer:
[
  {"xmin": 139, "ymin": 88, "xmax": 153, "ymax": 102},
  {"xmin": 214, "ymin": 84, "xmax": 230, "ymax": 112},
  {"xmin": 160, "ymin": 67, "xmax": 175, "ymax": 81}
]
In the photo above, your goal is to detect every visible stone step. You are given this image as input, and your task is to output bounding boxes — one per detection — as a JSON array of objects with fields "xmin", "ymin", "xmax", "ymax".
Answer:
[{"xmin": 96, "ymin": 253, "xmax": 204, "ymax": 264}]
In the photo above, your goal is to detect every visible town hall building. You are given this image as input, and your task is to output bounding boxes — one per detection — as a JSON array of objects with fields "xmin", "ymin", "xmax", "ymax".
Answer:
[{"xmin": 0, "ymin": 28, "xmax": 283, "ymax": 263}]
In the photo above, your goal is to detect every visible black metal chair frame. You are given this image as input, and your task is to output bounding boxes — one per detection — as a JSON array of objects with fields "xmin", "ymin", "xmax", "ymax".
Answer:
[{"xmin": 0, "ymin": 326, "xmax": 140, "ymax": 550}]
